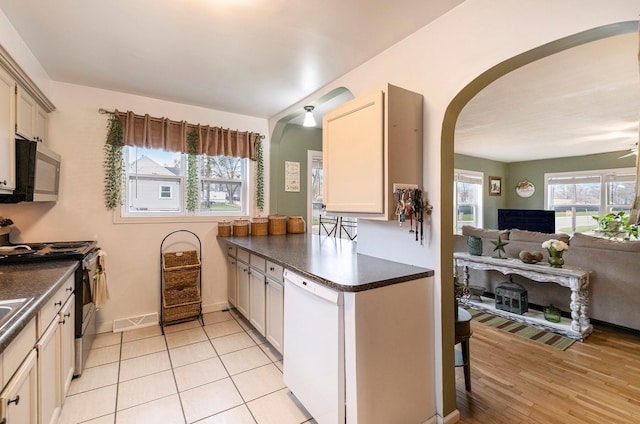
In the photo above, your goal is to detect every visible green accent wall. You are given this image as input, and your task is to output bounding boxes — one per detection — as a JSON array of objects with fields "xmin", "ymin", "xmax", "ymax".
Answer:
[
  {"xmin": 455, "ymin": 151, "xmax": 636, "ymax": 229},
  {"xmin": 269, "ymin": 124, "xmax": 322, "ymax": 218}
]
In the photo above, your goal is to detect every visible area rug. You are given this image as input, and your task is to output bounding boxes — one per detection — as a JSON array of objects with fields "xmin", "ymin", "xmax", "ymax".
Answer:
[{"xmin": 465, "ymin": 307, "xmax": 575, "ymax": 350}]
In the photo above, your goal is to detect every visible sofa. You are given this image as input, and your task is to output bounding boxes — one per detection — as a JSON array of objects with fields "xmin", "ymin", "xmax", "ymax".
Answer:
[{"xmin": 454, "ymin": 226, "xmax": 640, "ymax": 331}]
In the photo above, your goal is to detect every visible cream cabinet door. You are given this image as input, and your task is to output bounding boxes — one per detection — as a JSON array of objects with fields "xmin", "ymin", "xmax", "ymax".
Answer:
[
  {"xmin": 37, "ymin": 321, "xmax": 60, "ymax": 424},
  {"xmin": 34, "ymin": 107, "xmax": 48, "ymax": 143},
  {"xmin": 236, "ymin": 260, "xmax": 250, "ymax": 318},
  {"xmin": 0, "ymin": 66, "xmax": 16, "ymax": 193},
  {"xmin": 16, "ymin": 88, "xmax": 36, "ymax": 141},
  {"xmin": 323, "ymin": 89, "xmax": 384, "ymax": 214},
  {"xmin": 59, "ymin": 295, "xmax": 75, "ymax": 399},
  {"xmin": 266, "ymin": 279, "xmax": 284, "ymax": 354},
  {"xmin": 227, "ymin": 255, "xmax": 238, "ymax": 307},
  {"xmin": 249, "ymin": 270, "xmax": 266, "ymax": 336},
  {"xmin": 0, "ymin": 349, "xmax": 38, "ymax": 424}
]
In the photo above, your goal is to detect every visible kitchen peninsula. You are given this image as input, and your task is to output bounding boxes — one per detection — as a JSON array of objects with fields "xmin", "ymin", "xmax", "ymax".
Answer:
[{"xmin": 221, "ymin": 234, "xmax": 437, "ymax": 424}]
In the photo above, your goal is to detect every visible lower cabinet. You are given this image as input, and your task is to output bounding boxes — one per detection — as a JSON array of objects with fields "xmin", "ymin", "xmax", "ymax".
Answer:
[
  {"xmin": 0, "ymin": 349, "xmax": 38, "ymax": 424},
  {"xmin": 37, "ymin": 321, "xmax": 60, "ymax": 424},
  {"xmin": 249, "ymin": 270, "xmax": 266, "ymax": 335},
  {"xmin": 266, "ymin": 278, "xmax": 284, "ymax": 354},
  {"xmin": 236, "ymin": 260, "xmax": 250, "ymax": 317},
  {"xmin": 227, "ymin": 245, "xmax": 284, "ymax": 355},
  {"xmin": 59, "ymin": 296, "xmax": 75, "ymax": 399},
  {"xmin": 227, "ymin": 255, "xmax": 237, "ymax": 307}
]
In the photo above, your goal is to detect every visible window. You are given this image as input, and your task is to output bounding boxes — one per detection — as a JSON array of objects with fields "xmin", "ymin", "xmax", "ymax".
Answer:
[
  {"xmin": 545, "ymin": 168, "xmax": 636, "ymax": 233},
  {"xmin": 454, "ymin": 169, "xmax": 483, "ymax": 234},
  {"xmin": 122, "ymin": 146, "xmax": 248, "ymax": 218},
  {"xmin": 159, "ymin": 186, "xmax": 172, "ymax": 199}
]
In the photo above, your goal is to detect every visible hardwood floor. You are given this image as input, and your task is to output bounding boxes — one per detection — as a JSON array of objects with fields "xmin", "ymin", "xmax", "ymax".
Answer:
[{"xmin": 456, "ymin": 318, "xmax": 640, "ymax": 424}]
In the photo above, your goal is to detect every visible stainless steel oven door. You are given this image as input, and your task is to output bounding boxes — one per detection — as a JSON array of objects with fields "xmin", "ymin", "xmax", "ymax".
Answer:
[{"xmin": 75, "ymin": 249, "xmax": 99, "ymax": 376}]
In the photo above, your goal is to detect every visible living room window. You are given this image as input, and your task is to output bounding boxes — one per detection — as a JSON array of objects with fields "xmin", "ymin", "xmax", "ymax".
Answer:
[
  {"xmin": 545, "ymin": 168, "xmax": 636, "ymax": 233},
  {"xmin": 121, "ymin": 146, "xmax": 248, "ymax": 218},
  {"xmin": 454, "ymin": 169, "xmax": 483, "ymax": 234}
]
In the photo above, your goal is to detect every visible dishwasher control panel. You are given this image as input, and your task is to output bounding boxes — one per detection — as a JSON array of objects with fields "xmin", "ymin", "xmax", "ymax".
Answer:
[{"xmin": 283, "ymin": 269, "xmax": 342, "ymax": 305}]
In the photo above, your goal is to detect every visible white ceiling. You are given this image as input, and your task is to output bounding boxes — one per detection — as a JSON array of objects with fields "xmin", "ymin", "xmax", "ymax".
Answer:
[
  {"xmin": 0, "ymin": 0, "xmax": 463, "ymax": 118},
  {"xmin": 1, "ymin": 1, "xmax": 637, "ymax": 163},
  {"xmin": 456, "ymin": 32, "xmax": 640, "ymax": 163}
]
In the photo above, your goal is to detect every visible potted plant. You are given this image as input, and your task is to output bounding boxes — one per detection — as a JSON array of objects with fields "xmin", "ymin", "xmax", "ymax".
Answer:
[{"xmin": 593, "ymin": 211, "xmax": 638, "ymax": 240}]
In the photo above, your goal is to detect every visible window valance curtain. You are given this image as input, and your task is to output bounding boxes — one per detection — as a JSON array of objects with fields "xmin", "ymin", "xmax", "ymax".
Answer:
[{"xmin": 113, "ymin": 110, "xmax": 261, "ymax": 161}]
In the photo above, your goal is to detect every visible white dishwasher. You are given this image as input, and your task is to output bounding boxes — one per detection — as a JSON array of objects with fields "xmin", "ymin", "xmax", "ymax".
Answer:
[{"xmin": 283, "ymin": 269, "xmax": 345, "ymax": 424}]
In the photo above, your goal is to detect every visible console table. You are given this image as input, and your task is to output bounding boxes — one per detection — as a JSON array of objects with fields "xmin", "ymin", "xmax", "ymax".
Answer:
[{"xmin": 454, "ymin": 252, "xmax": 592, "ymax": 340}]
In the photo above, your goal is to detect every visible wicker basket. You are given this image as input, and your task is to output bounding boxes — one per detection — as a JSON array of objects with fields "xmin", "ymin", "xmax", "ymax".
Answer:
[
  {"xmin": 268, "ymin": 215, "xmax": 287, "ymax": 235},
  {"xmin": 287, "ymin": 216, "xmax": 305, "ymax": 233},
  {"xmin": 251, "ymin": 218, "xmax": 268, "ymax": 236},
  {"xmin": 232, "ymin": 219, "xmax": 249, "ymax": 237},
  {"xmin": 162, "ymin": 250, "xmax": 201, "ymax": 288},
  {"xmin": 218, "ymin": 221, "xmax": 231, "ymax": 237},
  {"xmin": 163, "ymin": 286, "xmax": 201, "ymax": 322}
]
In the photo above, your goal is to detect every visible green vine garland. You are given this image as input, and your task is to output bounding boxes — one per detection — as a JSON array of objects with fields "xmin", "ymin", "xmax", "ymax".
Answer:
[
  {"xmin": 255, "ymin": 139, "xmax": 264, "ymax": 212},
  {"xmin": 103, "ymin": 115, "xmax": 124, "ymax": 210},
  {"xmin": 186, "ymin": 131, "xmax": 198, "ymax": 212}
]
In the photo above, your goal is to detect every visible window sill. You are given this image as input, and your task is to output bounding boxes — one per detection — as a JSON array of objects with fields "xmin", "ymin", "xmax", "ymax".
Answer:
[{"xmin": 113, "ymin": 211, "xmax": 248, "ymax": 224}]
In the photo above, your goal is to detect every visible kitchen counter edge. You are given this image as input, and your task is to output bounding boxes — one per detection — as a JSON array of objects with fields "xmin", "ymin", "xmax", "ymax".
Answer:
[
  {"xmin": 0, "ymin": 260, "xmax": 79, "ymax": 352},
  {"xmin": 220, "ymin": 234, "xmax": 434, "ymax": 292}
]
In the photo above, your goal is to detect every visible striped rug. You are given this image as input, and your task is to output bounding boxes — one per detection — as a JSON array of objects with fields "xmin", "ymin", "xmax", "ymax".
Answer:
[{"xmin": 466, "ymin": 307, "xmax": 575, "ymax": 350}]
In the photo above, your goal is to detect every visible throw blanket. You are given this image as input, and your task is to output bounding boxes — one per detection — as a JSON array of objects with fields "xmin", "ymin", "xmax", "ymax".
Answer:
[{"xmin": 94, "ymin": 249, "xmax": 110, "ymax": 308}]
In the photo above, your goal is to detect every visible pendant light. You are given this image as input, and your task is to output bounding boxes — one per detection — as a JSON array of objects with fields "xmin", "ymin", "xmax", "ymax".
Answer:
[{"xmin": 303, "ymin": 105, "xmax": 316, "ymax": 127}]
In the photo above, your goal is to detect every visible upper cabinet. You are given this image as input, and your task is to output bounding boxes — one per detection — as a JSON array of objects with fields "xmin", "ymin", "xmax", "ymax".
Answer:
[
  {"xmin": 0, "ymin": 45, "xmax": 55, "ymax": 196},
  {"xmin": 322, "ymin": 84, "xmax": 423, "ymax": 220},
  {"xmin": 0, "ymin": 66, "xmax": 17, "ymax": 194},
  {"xmin": 17, "ymin": 86, "xmax": 48, "ymax": 143}
]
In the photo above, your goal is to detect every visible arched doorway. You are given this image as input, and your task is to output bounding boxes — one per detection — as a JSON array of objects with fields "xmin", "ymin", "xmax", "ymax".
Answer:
[{"xmin": 441, "ymin": 20, "xmax": 638, "ymax": 416}]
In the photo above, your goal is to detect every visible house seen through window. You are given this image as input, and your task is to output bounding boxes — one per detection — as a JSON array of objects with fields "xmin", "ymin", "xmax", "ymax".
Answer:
[
  {"xmin": 122, "ymin": 146, "xmax": 248, "ymax": 217},
  {"xmin": 545, "ymin": 168, "xmax": 636, "ymax": 233}
]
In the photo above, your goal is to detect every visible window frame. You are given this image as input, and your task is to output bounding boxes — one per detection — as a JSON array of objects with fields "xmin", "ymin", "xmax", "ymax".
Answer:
[
  {"xmin": 454, "ymin": 169, "xmax": 484, "ymax": 234},
  {"xmin": 159, "ymin": 185, "xmax": 173, "ymax": 199},
  {"xmin": 544, "ymin": 167, "xmax": 636, "ymax": 234},
  {"xmin": 115, "ymin": 146, "xmax": 253, "ymax": 223}
]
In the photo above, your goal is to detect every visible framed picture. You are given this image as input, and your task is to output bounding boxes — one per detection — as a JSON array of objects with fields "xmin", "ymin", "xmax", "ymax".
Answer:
[
  {"xmin": 489, "ymin": 176, "xmax": 502, "ymax": 196},
  {"xmin": 285, "ymin": 161, "xmax": 300, "ymax": 192}
]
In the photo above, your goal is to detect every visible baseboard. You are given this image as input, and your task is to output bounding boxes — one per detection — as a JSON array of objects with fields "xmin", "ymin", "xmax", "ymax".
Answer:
[
  {"xmin": 101, "ymin": 302, "xmax": 230, "ymax": 334},
  {"xmin": 439, "ymin": 409, "xmax": 461, "ymax": 424},
  {"xmin": 422, "ymin": 415, "xmax": 438, "ymax": 424},
  {"xmin": 202, "ymin": 301, "xmax": 229, "ymax": 314},
  {"xmin": 112, "ymin": 312, "xmax": 159, "ymax": 332}
]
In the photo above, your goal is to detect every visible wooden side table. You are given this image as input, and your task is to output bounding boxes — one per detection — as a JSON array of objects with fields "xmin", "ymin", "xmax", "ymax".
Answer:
[{"xmin": 455, "ymin": 307, "xmax": 472, "ymax": 391}]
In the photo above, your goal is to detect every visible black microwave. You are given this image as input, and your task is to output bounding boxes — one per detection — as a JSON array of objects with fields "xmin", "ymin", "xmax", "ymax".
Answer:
[{"xmin": 0, "ymin": 138, "xmax": 61, "ymax": 203}]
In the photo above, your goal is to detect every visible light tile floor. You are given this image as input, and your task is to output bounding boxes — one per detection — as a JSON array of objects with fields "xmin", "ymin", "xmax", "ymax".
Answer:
[{"xmin": 58, "ymin": 309, "xmax": 315, "ymax": 424}]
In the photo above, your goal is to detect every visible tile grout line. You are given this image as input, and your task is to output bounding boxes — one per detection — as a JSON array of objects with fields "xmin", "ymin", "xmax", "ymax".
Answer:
[{"xmin": 69, "ymin": 310, "xmax": 292, "ymax": 424}]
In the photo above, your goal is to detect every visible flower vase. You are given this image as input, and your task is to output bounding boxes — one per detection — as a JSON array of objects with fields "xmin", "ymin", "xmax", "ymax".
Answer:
[
  {"xmin": 547, "ymin": 249, "xmax": 564, "ymax": 268},
  {"xmin": 467, "ymin": 236, "xmax": 482, "ymax": 256}
]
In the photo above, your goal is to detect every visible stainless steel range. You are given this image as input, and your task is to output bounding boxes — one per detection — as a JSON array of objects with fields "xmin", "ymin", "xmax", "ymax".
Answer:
[{"xmin": 0, "ymin": 239, "xmax": 100, "ymax": 377}]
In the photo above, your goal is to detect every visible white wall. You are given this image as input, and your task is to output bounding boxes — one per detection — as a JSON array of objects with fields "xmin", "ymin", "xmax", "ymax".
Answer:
[
  {"xmin": 268, "ymin": 0, "xmax": 639, "ymax": 419},
  {"xmin": 0, "ymin": 81, "xmax": 268, "ymax": 332}
]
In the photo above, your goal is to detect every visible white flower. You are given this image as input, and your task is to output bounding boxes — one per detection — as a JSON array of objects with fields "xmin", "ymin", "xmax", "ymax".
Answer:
[{"xmin": 542, "ymin": 239, "xmax": 569, "ymax": 252}]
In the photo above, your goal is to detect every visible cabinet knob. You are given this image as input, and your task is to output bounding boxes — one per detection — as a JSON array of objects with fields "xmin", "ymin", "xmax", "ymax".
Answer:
[
  {"xmin": 269, "ymin": 267, "xmax": 275, "ymax": 271},
  {"xmin": 55, "ymin": 301, "xmax": 62, "ymax": 307},
  {"xmin": 7, "ymin": 395, "xmax": 19, "ymax": 406},
  {"xmin": 0, "ymin": 180, "xmax": 6, "ymax": 186},
  {"xmin": 64, "ymin": 312, "xmax": 71, "ymax": 318},
  {"xmin": 66, "ymin": 287, "xmax": 73, "ymax": 292}
]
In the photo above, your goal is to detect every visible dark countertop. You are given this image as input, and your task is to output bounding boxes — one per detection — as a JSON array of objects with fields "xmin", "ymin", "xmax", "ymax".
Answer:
[
  {"xmin": 0, "ymin": 260, "xmax": 78, "ymax": 352},
  {"xmin": 221, "ymin": 234, "xmax": 434, "ymax": 292}
]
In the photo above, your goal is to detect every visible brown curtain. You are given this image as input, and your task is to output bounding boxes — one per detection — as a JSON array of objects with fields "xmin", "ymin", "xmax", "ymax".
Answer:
[{"xmin": 113, "ymin": 110, "xmax": 260, "ymax": 160}]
